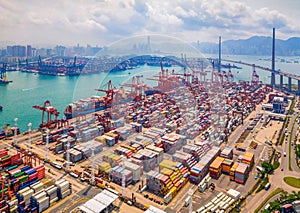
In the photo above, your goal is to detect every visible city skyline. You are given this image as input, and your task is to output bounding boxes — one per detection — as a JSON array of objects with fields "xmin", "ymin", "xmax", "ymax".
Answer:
[{"xmin": 0, "ymin": 0, "xmax": 299, "ymax": 47}]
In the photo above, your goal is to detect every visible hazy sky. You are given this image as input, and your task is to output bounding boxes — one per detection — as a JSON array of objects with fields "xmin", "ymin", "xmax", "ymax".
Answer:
[{"xmin": 0, "ymin": 0, "xmax": 299, "ymax": 47}]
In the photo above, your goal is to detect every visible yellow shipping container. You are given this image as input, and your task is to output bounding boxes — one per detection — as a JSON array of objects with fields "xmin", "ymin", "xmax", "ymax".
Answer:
[{"xmin": 170, "ymin": 186, "xmax": 177, "ymax": 197}]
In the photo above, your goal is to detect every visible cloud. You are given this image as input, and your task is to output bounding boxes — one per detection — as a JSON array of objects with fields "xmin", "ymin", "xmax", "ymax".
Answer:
[{"xmin": 0, "ymin": 0, "xmax": 299, "ymax": 46}]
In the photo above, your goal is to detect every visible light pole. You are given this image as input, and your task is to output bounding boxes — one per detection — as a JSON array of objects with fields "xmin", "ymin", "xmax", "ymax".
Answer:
[
  {"xmin": 45, "ymin": 129, "xmax": 49, "ymax": 163},
  {"xmin": 13, "ymin": 118, "xmax": 18, "ymax": 146},
  {"xmin": 27, "ymin": 123, "xmax": 32, "ymax": 153}
]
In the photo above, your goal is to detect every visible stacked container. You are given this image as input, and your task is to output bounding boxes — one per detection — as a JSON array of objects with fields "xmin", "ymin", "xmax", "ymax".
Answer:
[
  {"xmin": 35, "ymin": 165, "xmax": 45, "ymax": 180},
  {"xmin": 30, "ymin": 191, "xmax": 50, "ymax": 213},
  {"xmin": 102, "ymin": 135, "xmax": 115, "ymax": 146},
  {"xmin": 108, "ymin": 166, "xmax": 133, "ymax": 186},
  {"xmin": 16, "ymin": 187, "xmax": 34, "ymax": 205},
  {"xmin": 30, "ymin": 181, "xmax": 44, "ymax": 194},
  {"xmin": 135, "ymin": 149, "xmax": 157, "ymax": 172},
  {"xmin": 55, "ymin": 179, "xmax": 72, "ymax": 200},
  {"xmin": 124, "ymin": 161, "xmax": 142, "ymax": 182},
  {"xmin": 230, "ymin": 162, "xmax": 239, "ymax": 181},
  {"xmin": 65, "ymin": 149, "xmax": 82, "ymax": 163},
  {"xmin": 172, "ymin": 151, "xmax": 197, "ymax": 169},
  {"xmin": 222, "ymin": 159, "xmax": 233, "ymax": 175},
  {"xmin": 114, "ymin": 147, "xmax": 133, "ymax": 158},
  {"xmin": 104, "ymin": 132, "xmax": 119, "ymax": 143},
  {"xmin": 241, "ymin": 152, "xmax": 254, "ymax": 168},
  {"xmin": 220, "ymin": 147, "xmax": 234, "ymax": 159},
  {"xmin": 209, "ymin": 157, "xmax": 225, "ymax": 179},
  {"xmin": 189, "ymin": 163, "xmax": 206, "ymax": 184},
  {"xmin": 147, "ymin": 161, "xmax": 189, "ymax": 199},
  {"xmin": 145, "ymin": 145, "xmax": 164, "ymax": 164},
  {"xmin": 46, "ymin": 185, "xmax": 58, "ymax": 205},
  {"xmin": 102, "ymin": 152, "xmax": 122, "ymax": 167},
  {"xmin": 98, "ymin": 162, "xmax": 112, "ymax": 174},
  {"xmin": 234, "ymin": 163, "xmax": 249, "ymax": 184}
]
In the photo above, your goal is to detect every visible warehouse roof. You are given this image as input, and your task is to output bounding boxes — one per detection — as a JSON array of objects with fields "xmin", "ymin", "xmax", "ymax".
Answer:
[
  {"xmin": 78, "ymin": 189, "xmax": 119, "ymax": 213},
  {"xmin": 144, "ymin": 205, "xmax": 167, "ymax": 213}
]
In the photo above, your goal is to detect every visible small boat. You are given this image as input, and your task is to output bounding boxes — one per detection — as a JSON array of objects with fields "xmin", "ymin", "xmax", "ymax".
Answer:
[{"xmin": 0, "ymin": 106, "xmax": 2, "ymax": 111}]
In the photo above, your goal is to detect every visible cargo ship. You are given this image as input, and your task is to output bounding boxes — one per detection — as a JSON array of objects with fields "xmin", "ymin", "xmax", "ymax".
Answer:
[
  {"xmin": 0, "ymin": 124, "xmax": 20, "ymax": 139},
  {"xmin": 64, "ymin": 96, "xmax": 107, "ymax": 119}
]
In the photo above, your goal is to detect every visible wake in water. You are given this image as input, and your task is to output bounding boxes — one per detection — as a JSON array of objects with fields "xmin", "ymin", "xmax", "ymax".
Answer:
[{"xmin": 22, "ymin": 87, "xmax": 37, "ymax": 91}]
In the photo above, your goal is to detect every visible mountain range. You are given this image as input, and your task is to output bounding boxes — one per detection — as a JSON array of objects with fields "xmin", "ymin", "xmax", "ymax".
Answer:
[{"xmin": 194, "ymin": 36, "xmax": 300, "ymax": 56}]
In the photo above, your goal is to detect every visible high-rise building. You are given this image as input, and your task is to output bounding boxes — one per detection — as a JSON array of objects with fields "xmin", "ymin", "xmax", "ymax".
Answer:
[
  {"xmin": 27, "ymin": 45, "xmax": 32, "ymax": 57},
  {"xmin": 7, "ymin": 45, "xmax": 26, "ymax": 57}
]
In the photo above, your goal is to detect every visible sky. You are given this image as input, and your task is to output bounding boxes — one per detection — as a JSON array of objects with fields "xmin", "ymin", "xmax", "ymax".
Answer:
[{"xmin": 0, "ymin": 0, "xmax": 299, "ymax": 47}]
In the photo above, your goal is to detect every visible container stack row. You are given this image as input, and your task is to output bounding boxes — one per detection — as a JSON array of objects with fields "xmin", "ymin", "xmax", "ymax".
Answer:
[
  {"xmin": 102, "ymin": 152, "xmax": 123, "ymax": 168},
  {"xmin": 108, "ymin": 166, "xmax": 133, "ymax": 186},
  {"xmin": 0, "ymin": 149, "xmax": 22, "ymax": 168},
  {"xmin": 147, "ymin": 160, "xmax": 189, "ymax": 200}
]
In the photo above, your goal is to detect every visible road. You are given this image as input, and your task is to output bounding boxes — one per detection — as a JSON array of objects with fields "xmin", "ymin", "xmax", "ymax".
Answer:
[{"xmin": 243, "ymin": 97, "xmax": 300, "ymax": 213}]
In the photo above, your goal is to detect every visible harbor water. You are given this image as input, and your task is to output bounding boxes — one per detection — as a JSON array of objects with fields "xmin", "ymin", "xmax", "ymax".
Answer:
[{"xmin": 0, "ymin": 54, "xmax": 299, "ymax": 132}]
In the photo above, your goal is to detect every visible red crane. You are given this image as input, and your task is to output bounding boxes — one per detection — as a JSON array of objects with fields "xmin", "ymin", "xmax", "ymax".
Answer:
[
  {"xmin": 95, "ymin": 80, "xmax": 115, "ymax": 107},
  {"xmin": 0, "ymin": 177, "xmax": 13, "ymax": 200},
  {"xmin": 120, "ymin": 75, "xmax": 150, "ymax": 101},
  {"xmin": 32, "ymin": 100, "xmax": 60, "ymax": 129}
]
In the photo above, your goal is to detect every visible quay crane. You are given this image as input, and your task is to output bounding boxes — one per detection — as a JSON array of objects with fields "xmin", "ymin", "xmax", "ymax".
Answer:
[
  {"xmin": 95, "ymin": 80, "xmax": 115, "ymax": 107},
  {"xmin": 32, "ymin": 100, "xmax": 60, "ymax": 129},
  {"xmin": 120, "ymin": 75, "xmax": 150, "ymax": 102},
  {"xmin": 147, "ymin": 61, "xmax": 182, "ymax": 91},
  {"xmin": 251, "ymin": 64, "xmax": 260, "ymax": 84},
  {"xmin": 227, "ymin": 64, "xmax": 234, "ymax": 82}
]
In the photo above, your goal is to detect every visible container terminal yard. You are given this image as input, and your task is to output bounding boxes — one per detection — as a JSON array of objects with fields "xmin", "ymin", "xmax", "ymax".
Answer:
[
  {"xmin": 1, "ymin": 53, "xmax": 300, "ymax": 213},
  {"xmin": 1, "ymin": 31, "xmax": 300, "ymax": 213}
]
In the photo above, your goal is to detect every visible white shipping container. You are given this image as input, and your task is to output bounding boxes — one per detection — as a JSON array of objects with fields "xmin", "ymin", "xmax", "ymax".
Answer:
[
  {"xmin": 38, "ymin": 198, "xmax": 50, "ymax": 213},
  {"xmin": 61, "ymin": 189, "xmax": 71, "ymax": 199},
  {"xmin": 33, "ymin": 191, "xmax": 47, "ymax": 200},
  {"xmin": 50, "ymin": 197, "xmax": 59, "ymax": 205},
  {"xmin": 18, "ymin": 187, "xmax": 30, "ymax": 195}
]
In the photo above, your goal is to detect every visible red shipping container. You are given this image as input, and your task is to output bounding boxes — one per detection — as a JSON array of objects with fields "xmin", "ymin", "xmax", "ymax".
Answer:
[
  {"xmin": 29, "ymin": 172, "xmax": 38, "ymax": 181},
  {"xmin": 1, "ymin": 161, "xmax": 10, "ymax": 167},
  {"xmin": 0, "ymin": 149, "xmax": 8, "ymax": 158},
  {"xmin": 10, "ymin": 153, "xmax": 21, "ymax": 165},
  {"xmin": 34, "ymin": 164, "xmax": 45, "ymax": 170},
  {"xmin": 0, "ymin": 200, "xmax": 5, "ymax": 208}
]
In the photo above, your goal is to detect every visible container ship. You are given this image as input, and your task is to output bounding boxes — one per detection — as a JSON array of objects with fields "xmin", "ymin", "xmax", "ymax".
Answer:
[
  {"xmin": 0, "ymin": 124, "xmax": 20, "ymax": 140},
  {"xmin": 64, "ymin": 96, "xmax": 107, "ymax": 119}
]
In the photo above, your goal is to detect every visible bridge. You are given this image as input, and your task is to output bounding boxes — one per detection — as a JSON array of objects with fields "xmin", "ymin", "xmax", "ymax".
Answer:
[{"xmin": 221, "ymin": 58, "xmax": 300, "ymax": 94}]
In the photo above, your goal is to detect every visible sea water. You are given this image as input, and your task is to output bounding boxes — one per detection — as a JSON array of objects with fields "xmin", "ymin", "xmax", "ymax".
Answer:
[{"xmin": 0, "ymin": 54, "xmax": 299, "ymax": 131}]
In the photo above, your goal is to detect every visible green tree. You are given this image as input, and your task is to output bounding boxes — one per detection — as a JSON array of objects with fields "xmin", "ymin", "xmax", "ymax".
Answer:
[
  {"xmin": 269, "ymin": 200, "xmax": 281, "ymax": 211},
  {"xmin": 262, "ymin": 162, "xmax": 274, "ymax": 174},
  {"xmin": 279, "ymin": 191, "xmax": 288, "ymax": 202}
]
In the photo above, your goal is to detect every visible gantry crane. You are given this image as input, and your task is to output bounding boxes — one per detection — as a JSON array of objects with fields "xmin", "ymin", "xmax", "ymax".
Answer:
[
  {"xmin": 252, "ymin": 64, "xmax": 259, "ymax": 84},
  {"xmin": 0, "ymin": 177, "xmax": 14, "ymax": 200},
  {"xmin": 120, "ymin": 75, "xmax": 150, "ymax": 101},
  {"xmin": 95, "ymin": 80, "xmax": 116, "ymax": 107},
  {"xmin": 227, "ymin": 64, "xmax": 234, "ymax": 82},
  {"xmin": 32, "ymin": 100, "xmax": 60, "ymax": 129}
]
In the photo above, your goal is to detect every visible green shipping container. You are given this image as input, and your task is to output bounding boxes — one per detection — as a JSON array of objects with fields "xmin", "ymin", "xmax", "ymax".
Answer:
[
  {"xmin": 0, "ymin": 188, "xmax": 8, "ymax": 194},
  {"xmin": 14, "ymin": 171, "xmax": 25, "ymax": 178},
  {"xmin": 0, "ymin": 155, "xmax": 10, "ymax": 161},
  {"xmin": 18, "ymin": 175, "xmax": 29, "ymax": 182},
  {"xmin": 8, "ymin": 165, "xmax": 19, "ymax": 171}
]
